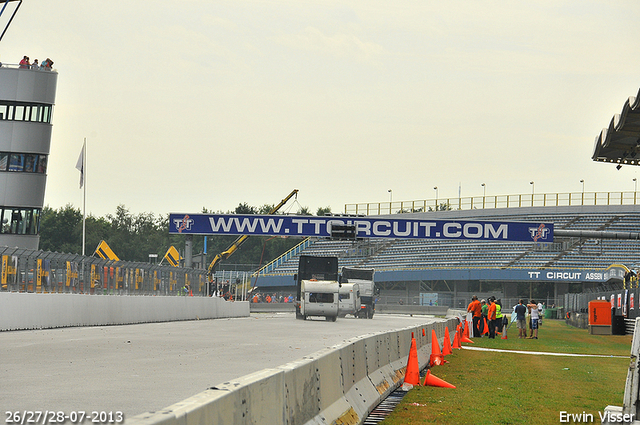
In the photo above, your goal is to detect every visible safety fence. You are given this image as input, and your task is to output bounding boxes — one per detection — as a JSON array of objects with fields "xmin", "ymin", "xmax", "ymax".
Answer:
[
  {"xmin": 0, "ymin": 246, "xmax": 208, "ymax": 296},
  {"xmin": 345, "ymin": 190, "xmax": 640, "ymax": 215},
  {"xmin": 564, "ymin": 284, "xmax": 638, "ymax": 317}
]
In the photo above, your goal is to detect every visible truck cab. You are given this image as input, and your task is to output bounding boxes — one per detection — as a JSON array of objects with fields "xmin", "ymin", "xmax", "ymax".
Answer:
[{"xmin": 341, "ymin": 267, "xmax": 376, "ymax": 319}]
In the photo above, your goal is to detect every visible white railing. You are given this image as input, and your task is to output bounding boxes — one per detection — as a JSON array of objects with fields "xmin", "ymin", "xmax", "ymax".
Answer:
[
  {"xmin": 345, "ymin": 191, "xmax": 640, "ymax": 216},
  {"xmin": 0, "ymin": 62, "xmax": 57, "ymax": 72}
]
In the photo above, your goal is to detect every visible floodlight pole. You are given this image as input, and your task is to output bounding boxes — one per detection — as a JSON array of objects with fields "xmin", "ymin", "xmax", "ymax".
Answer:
[{"xmin": 0, "ymin": 0, "xmax": 22, "ymax": 43}]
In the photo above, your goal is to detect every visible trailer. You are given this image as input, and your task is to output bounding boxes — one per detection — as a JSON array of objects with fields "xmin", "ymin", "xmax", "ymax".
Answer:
[{"xmin": 294, "ymin": 255, "xmax": 339, "ymax": 321}]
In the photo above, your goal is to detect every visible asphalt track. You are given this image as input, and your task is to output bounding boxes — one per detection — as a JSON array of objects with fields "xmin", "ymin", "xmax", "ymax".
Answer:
[{"xmin": 0, "ymin": 313, "xmax": 438, "ymax": 419}]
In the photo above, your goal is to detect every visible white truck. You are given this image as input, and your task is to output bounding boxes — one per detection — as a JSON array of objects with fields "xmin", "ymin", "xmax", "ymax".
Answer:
[
  {"xmin": 341, "ymin": 267, "xmax": 376, "ymax": 319},
  {"xmin": 294, "ymin": 255, "xmax": 340, "ymax": 322},
  {"xmin": 338, "ymin": 283, "xmax": 361, "ymax": 317}
]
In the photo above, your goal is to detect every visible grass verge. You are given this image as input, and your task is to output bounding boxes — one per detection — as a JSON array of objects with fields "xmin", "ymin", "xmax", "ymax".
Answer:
[{"xmin": 380, "ymin": 320, "xmax": 631, "ymax": 425}]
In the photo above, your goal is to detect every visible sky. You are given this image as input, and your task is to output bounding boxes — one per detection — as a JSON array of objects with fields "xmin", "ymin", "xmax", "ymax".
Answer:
[{"xmin": 2, "ymin": 1, "xmax": 640, "ymax": 218}]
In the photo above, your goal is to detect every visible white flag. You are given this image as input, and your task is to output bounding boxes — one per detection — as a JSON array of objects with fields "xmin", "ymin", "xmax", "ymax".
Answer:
[{"xmin": 76, "ymin": 143, "xmax": 85, "ymax": 188}]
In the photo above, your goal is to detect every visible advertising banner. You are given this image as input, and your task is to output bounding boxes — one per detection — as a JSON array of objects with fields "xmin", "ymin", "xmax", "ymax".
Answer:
[{"xmin": 169, "ymin": 213, "xmax": 554, "ymax": 242}]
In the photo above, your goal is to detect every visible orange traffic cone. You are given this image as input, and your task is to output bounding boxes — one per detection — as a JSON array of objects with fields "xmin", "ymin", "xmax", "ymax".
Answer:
[
  {"xmin": 482, "ymin": 318, "xmax": 489, "ymax": 336},
  {"xmin": 442, "ymin": 327, "xmax": 453, "ymax": 356},
  {"xmin": 404, "ymin": 332, "xmax": 420, "ymax": 386},
  {"xmin": 461, "ymin": 321, "xmax": 474, "ymax": 344},
  {"xmin": 430, "ymin": 329, "xmax": 446, "ymax": 366},
  {"xmin": 452, "ymin": 332, "xmax": 461, "ymax": 349},
  {"xmin": 423, "ymin": 369, "xmax": 456, "ymax": 389}
]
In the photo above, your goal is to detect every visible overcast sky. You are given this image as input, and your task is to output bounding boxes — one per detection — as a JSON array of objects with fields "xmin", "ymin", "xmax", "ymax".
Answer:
[{"xmin": 2, "ymin": 1, "xmax": 640, "ymax": 217}]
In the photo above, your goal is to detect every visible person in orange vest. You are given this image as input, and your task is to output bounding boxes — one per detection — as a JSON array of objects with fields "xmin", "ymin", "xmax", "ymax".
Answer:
[
  {"xmin": 487, "ymin": 297, "xmax": 497, "ymax": 339},
  {"xmin": 266, "ymin": 294, "xmax": 272, "ymax": 303},
  {"xmin": 467, "ymin": 295, "xmax": 482, "ymax": 337},
  {"xmin": 252, "ymin": 294, "xmax": 259, "ymax": 303},
  {"xmin": 480, "ymin": 299, "xmax": 488, "ymax": 335}
]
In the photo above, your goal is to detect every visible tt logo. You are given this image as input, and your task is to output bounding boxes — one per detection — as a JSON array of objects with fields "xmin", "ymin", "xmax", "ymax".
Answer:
[
  {"xmin": 529, "ymin": 224, "xmax": 550, "ymax": 241},
  {"xmin": 174, "ymin": 215, "xmax": 193, "ymax": 233}
]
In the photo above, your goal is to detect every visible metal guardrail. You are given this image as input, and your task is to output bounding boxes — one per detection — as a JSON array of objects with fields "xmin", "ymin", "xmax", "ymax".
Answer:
[
  {"xmin": 345, "ymin": 191, "xmax": 640, "ymax": 215},
  {"xmin": 0, "ymin": 246, "xmax": 208, "ymax": 296},
  {"xmin": 252, "ymin": 237, "xmax": 311, "ymax": 276}
]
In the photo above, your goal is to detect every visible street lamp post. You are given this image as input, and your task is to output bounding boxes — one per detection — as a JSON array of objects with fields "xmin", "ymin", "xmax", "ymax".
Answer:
[
  {"xmin": 580, "ymin": 179, "xmax": 585, "ymax": 204},
  {"xmin": 388, "ymin": 189, "xmax": 392, "ymax": 213},
  {"xmin": 529, "ymin": 181, "xmax": 534, "ymax": 206},
  {"xmin": 634, "ymin": 178, "xmax": 638, "ymax": 204},
  {"xmin": 481, "ymin": 183, "xmax": 486, "ymax": 209}
]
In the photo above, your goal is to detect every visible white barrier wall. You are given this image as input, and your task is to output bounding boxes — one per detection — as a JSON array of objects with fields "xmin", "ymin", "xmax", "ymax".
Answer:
[
  {"xmin": 127, "ymin": 317, "xmax": 459, "ymax": 425},
  {"xmin": 0, "ymin": 292, "xmax": 249, "ymax": 331},
  {"xmin": 603, "ymin": 317, "xmax": 640, "ymax": 425}
]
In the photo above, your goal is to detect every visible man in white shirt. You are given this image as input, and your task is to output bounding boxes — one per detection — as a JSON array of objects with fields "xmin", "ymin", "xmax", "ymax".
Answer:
[{"xmin": 527, "ymin": 300, "xmax": 539, "ymax": 339}]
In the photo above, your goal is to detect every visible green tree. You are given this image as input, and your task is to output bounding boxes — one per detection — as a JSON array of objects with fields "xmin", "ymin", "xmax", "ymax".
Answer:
[
  {"xmin": 235, "ymin": 203, "xmax": 257, "ymax": 214},
  {"xmin": 39, "ymin": 204, "xmax": 82, "ymax": 253},
  {"xmin": 316, "ymin": 206, "xmax": 332, "ymax": 216},
  {"xmin": 297, "ymin": 206, "xmax": 312, "ymax": 216}
]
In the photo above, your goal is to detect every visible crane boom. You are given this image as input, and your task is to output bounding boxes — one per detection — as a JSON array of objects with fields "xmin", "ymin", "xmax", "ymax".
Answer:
[{"xmin": 207, "ymin": 189, "xmax": 299, "ymax": 281}]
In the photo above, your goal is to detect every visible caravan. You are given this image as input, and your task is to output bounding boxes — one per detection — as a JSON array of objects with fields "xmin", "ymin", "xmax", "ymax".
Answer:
[{"xmin": 338, "ymin": 283, "xmax": 361, "ymax": 317}]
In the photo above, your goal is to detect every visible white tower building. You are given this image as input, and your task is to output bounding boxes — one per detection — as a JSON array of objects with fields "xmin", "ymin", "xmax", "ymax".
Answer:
[{"xmin": 0, "ymin": 64, "xmax": 58, "ymax": 248}]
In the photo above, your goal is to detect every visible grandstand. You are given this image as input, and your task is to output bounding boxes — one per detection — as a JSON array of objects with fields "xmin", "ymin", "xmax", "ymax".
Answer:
[{"xmin": 252, "ymin": 204, "xmax": 640, "ymax": 308}]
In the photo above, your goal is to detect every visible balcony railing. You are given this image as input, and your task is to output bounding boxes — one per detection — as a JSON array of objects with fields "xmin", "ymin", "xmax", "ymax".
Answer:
[
  {"xmin": 345, "ymin": 191, "xmax": 640, "ymax": 216},
  {"xmin": 0, "ymin": 62, "xmax": 57, "ymax": 72}
]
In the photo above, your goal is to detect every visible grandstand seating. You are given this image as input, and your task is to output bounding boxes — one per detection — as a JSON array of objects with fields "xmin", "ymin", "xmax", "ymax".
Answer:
[{"xmin": 262, "ymin": 209, "xmax": 640, "ymax": 274}]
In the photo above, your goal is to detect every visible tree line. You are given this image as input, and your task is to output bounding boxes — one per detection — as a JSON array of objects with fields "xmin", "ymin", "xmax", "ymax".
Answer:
[{"xmin": 39, "ymin": 203, "xmax": 333, "ymax": 269}]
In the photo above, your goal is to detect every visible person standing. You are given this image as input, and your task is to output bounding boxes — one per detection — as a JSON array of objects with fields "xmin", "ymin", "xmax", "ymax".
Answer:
[
  {"xmin": 515, "ymin": 299, "xmax": 527, "ymax": 339},
  {"xmin": 528, "ymin": 299, "xmax": 540, "ymax": 339},
  {"xmin": 495, "ymin": 299, "xmax": 504, "ymax": 338},
  {"xmin": 480, "ymin": 299, "xmax": 488, "ymax": 335},
  {"xmin": 467, "ymin": 295, "xmax": 482, "ymax": 337},
  {"xmin": 487, "ymin": 297, "xmax": 497, "ymax": 339},
  {"xmin": 537, "ymin": 301, "xmax": 544, "ymax": 327}
]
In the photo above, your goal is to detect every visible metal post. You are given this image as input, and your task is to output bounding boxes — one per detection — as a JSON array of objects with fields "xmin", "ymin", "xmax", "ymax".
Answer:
[{"xmin": 185, "ymin": 235, "xmax": 193, "ymax": 268}]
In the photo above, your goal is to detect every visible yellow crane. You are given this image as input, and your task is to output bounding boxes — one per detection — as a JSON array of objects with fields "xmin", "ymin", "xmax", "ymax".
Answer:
[{"xmin": 207, "ymin": 189, "xmax": 299, "ymax": 282}]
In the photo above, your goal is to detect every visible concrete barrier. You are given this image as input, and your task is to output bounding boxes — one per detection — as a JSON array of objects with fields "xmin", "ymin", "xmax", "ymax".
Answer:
[
  {"xmin": 602, "ymin": 317, "xmax": 640, "ymax": 425},
  {"xmin": 376, "ymin": 305, "xmax": 449, "ymax": 316},
  {"xmin": 126, "ymin": 316, "xmax": 460, "ymax": 425},
  {"xmin": 250, "ymin": 303, "xmax": 449, "ymax": 315},
  {"xmin": 0, "ymin": 292, "xmax": 249, "ymax": 331},
  {"xmin": 250, "ymin": 302, "xmax": 296, "ymax": 313}
]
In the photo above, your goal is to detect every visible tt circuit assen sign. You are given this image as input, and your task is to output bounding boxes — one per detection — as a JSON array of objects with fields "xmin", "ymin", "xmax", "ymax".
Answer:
[{"xmin": 169, "ymin": 214, "xmax": 554, "ymax": 243}]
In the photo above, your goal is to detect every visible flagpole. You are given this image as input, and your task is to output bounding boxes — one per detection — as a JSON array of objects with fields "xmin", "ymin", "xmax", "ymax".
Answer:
[{"xmin": 82, "ymin": 138, "xmax": 86, "ymax": 256}]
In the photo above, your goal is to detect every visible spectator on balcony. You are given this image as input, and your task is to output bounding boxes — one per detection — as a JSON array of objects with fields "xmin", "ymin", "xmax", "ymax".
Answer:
[
  {"xmin": 19, "ymin": 56, "xmax": 29, "ymax": 69},
  {"xmin": 42, "ymin": 58, "xmax": 54, "ymax": 70},
  {"xmin": 31, "ymin": 59, "xmax": 39, "ymax": 70}
]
